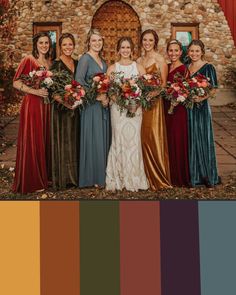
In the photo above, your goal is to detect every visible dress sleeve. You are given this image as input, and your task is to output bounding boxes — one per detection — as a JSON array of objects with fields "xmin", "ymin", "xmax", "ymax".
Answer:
[
  {"xmin": 75, "ymin": 54, "xmax": 89, "ymax": 88},
  {"xmin": 205, "ymin": 64, "xmax": 218, "ymax": 88},
  {"xmin": 13, "ymin": 56, "xmax": 32, "ymax": 81}
]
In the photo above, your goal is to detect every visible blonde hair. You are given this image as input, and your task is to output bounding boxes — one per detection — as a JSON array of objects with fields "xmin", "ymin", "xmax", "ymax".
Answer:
[{"xmin": 86, "ymin": 28, "xmax": 104, "ymax": 51}]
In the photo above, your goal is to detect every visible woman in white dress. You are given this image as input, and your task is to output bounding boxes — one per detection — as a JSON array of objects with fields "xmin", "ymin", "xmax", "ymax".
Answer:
[{"xmin": 106, "ymin": 37, "xmax": 149, "ymax": 192}]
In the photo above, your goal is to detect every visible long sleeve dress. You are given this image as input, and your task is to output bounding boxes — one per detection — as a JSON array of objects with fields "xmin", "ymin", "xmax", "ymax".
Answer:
[
  {"xmin": 12, "ymin": 55, "xmax": 51, "ymax": 194},
  {"xmin": 50, "ymin": 59, "xmax": 79, "ymax": 189},
  {"xmin": 187, "ymin": 63, "xmax": 219, "ymax": 186},
  {"xmin": 141, "ymin": 63, "xmax": 171, "ymax": 190},
  {"xmin": 75, "ymin": 53, "xmax": 111, "ymax": 188},
  {"xmin": 164, "ymin": 64, "xmax": 190, "ymax": 186}
]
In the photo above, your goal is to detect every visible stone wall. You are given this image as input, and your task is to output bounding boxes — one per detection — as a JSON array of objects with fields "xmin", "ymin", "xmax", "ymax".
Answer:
[{"xmin": 1, "ymin": 0, "xmax": 236, "ymax": 89}]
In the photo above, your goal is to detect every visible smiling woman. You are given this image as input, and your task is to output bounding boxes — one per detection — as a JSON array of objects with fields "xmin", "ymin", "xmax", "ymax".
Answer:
[
  {"xmin": 12, "ymin": 32, "xmax": 52, "ymax": 194},
  {"xmin": 75, "ymin": 29, "xmax": 111, "ymax": 188},
  {"xmin": 50, "ymin": 33, "xmax": 79, "ymax": 190}
]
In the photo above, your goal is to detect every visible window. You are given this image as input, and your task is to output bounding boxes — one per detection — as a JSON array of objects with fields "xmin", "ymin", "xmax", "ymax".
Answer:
[{"xmin": 33, "ymin": 22, "xmax": 62, "ymax": 60}]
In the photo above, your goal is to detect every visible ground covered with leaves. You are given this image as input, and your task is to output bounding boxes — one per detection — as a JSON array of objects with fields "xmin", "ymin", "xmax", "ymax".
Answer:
[{"xmin": 0, "ymin": 168, "xmax": 235, "ymax": 200}]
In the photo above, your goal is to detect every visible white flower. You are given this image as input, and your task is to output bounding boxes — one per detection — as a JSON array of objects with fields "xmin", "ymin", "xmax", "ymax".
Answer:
[
  {"xmin": 29, "ymin": 70, "xmax": 36, "ymax": 78},
  {"xmin": 44, "ymin": 77, "xmax": 53, "ymax": 86},
  {"xmin": 9, "ymin": 167, "xmax": 15, "ymax": 172},
  {"xmin": 177, "ymin": 95, "xmax": 186, "ymax": 102}
]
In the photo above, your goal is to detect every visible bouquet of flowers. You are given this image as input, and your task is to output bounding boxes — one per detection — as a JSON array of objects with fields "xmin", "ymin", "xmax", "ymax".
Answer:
[
  {"xmin": 87, "ymin": 73, "xmax": 110, "ymax": 104},
  {"xmin": 50, "ymin": 70, "xmax": 85, "ymax": 110},
  {"xmin": 161, "ymin": 74, "xmax": 190, "ymax": 114},
  {"xmin": 137, "ymin": 73, "xmax": 162, "ymax": 110},
  {"xmin": 63, "ymin": 80, "xmax": 86, "ymax": 108},
  {"xmin": 19, "ymin": 66, "xmax": 53, "ymax": 104},
  {"xmin": 187, "ymin": 74, "xmax": 214, "ymax": 104},
  {"xmin": 109, "ymin": 72, "xmax": 142, "ymax": 117}
]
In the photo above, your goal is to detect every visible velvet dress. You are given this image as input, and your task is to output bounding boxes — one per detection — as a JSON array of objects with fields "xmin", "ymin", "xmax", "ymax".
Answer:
[
  {"xmin": 188, "ymin": 63, "xmax": 219, "ymax": 186},
  {"xmin": 50, "ymin": 59, "xmax": 79, "ymax": 189},
  {"xmin": 164, "ymin": 64, "xmax": 190, "ymax": 186},
  {"xmin": 141, "ymin": 63, "xmax": 171, "ymax": 190},
  {"xmin": 75, "ymin": 53, "xmax": 110, "ymax": 188},
  {"xmin": 12, "ymin": 55, "xmax": 51, "ymax": 194}
]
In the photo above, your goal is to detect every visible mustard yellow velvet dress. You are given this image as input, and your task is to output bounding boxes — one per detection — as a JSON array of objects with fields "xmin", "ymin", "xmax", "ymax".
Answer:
[{"xmin": 141, "ymin": 63, "xmax": 171, "ymax": 190}]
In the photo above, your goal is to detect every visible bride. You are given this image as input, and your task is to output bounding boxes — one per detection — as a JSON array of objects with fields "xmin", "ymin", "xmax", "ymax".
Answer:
[{"xmin": 105, "ymin": 37, "xmax": 149, "ymax": 192}]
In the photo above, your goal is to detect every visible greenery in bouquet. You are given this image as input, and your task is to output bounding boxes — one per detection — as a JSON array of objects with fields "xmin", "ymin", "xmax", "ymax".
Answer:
[
  {"xmin": 87, "ymin": 73, "xmax": 110, "ymax": 104},
  {"xmin": 19, "ymin": 66, "xmax": 53, "ymax": 104},
  {"xmin": 187, "ymin": 74, "xmax": 214, "ymax": 103},
  {"xmin": 50, "ymin": 70, "xmax": 86, "ymax": 110},
  {"xmin": 160, "ymin": 73, "xmax": 190, "ymax": 114},
  {"xmin": 137, "ymin": 73, "xmax": 162, "ymax": 110},
  {"xmin": 109, "ymin": 73, "xmax": 143, "ymax": 117}
]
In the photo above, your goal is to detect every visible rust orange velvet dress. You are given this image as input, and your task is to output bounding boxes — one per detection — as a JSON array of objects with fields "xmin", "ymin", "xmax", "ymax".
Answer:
[
  {"xmin": 164, "ymin": 64, "xmax": 190, "ymax": 186},
  {"xmin": 12, "ymin": 56, "xmax": 51, "ymax": 194},
  {"xmin": 141, "ymin": 63, "xmax": 171, "ymax": 190}
]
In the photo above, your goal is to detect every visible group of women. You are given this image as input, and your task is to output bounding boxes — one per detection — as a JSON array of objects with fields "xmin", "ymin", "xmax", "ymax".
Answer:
[{"xmin": 12, "ymin": 28, "xmax": 220, "ymax": 194}]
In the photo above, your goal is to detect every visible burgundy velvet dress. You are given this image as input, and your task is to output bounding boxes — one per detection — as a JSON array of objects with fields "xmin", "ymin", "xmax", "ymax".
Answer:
[
  {"xmin": 164, "ymin": 64, "xmax": 190, "ymax": 186},
  {"xmin": 12, "ymin": 56, "xmax": 51, "ymax": 194}
]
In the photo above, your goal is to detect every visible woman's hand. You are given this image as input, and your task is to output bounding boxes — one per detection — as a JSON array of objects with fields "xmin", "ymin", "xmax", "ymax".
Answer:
[
  {"xmin": 34, "ymin": 88, "xmax": 48, "ymax": 98},
  {"xmin": 101, "ymin": 97, "xmax": 109, "ymax": 107},
  {"xmin": 147, "ymin": 89, "xmax": 161, "ymax": 101},
  {"xmin": 97, "ymin": 93, "xmax": 109, "ymax": 107},
  {"xmin": 96, "ymin": 93, "xmax": 106, "ymax": 101},
  {"xmin": 127, "ymin": 103, "xmax": 138, "ymax": 114}
]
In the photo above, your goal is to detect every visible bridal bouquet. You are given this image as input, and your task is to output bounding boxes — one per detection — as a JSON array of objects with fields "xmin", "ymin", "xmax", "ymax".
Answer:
[
  {"xmin": 50, "ymin": 70, "xmax": 86, "ymax": 109},
  {"xmin": 88, "ymin": 73, "xmax": 110, "ymax": 104},
  {"xmin": 137, "ymin": 74, "xmax": 162, "ymax": 110},
  {"xmin": 116, "ymin": 77, "xmax": 142, "ymax": 118},
  {"xmin": 19, "ymin": 66, "xmax": 53, "ymax": 104},
  {"xmin": 161, "ymin": 74, "xmax": 190, "ymax": 114}
]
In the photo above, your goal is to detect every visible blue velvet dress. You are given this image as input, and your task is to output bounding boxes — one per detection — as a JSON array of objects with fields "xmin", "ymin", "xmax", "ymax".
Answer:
[
  {"xmin": 187, "ymin": 63, "xmax": 219, "ymax": 186},
  {"xmin": 75, "ymin": 53, "xmax": 110, "ymax": 187}
]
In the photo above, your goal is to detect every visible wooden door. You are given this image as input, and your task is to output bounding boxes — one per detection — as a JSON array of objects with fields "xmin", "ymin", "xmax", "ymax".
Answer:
[{"xmin": 92, "ymin": 0, "xmax": 141, "ymax": 65}]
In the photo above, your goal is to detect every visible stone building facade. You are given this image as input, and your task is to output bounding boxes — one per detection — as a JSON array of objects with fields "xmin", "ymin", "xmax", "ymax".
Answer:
[{"xmin": 1, "ymin": 0, "xmax": 236, "ymax": 94}]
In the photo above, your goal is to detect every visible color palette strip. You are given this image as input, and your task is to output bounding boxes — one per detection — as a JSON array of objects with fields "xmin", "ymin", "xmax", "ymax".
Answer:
[
  {"xmin": 120, "ymin": 201, "xmax": 161, "ymax": 295},
  {"xmin": 199, "ymin": 201, "xmax": 236, "ymax": 295},
  {"xmin": 160, "ymin": 201, "xmax": 201, "ymax": 295},
  {"xmin": 0, "ymin": 200, "xmax": 236, "ymax": 295}
]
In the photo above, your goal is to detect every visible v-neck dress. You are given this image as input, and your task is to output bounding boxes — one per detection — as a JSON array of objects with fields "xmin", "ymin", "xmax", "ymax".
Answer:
[
  {"xmin": 187, "ymin": 63, "xmax": 219, "ymax": 186},
  {"xmin": 50, "ymin": 59, "xmax": 79, "ymax": 189},
  {"xmin": 141, "ymin": 63, "xmax": 171, "ymax": 190},
  {"xmin": 164, "ymin": 64, "xmax": 190, "ymax": 186},
  {"xmin": 75, "ymin": 53, "xmax": 111, "ymax": 187},
  {"xmin": 12, "ymin": 55, "xmax": 51, "ymax": 194}
]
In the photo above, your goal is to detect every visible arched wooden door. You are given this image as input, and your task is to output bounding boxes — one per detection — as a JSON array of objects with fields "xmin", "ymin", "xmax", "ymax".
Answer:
[{"xmin": 92, "ymin": 0, "xmax": 141, "ymax": 65}]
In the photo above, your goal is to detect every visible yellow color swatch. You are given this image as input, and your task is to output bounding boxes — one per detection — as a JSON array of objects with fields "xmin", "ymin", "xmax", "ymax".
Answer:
[{"xmin": 0, "ymin": 201, "xmax": 40, "ymax": 295}]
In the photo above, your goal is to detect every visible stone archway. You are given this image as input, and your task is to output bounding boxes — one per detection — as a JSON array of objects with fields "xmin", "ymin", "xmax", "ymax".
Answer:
[{"xmin": 92, "ymin": 0, "xmax": 141, "ymax": 65}]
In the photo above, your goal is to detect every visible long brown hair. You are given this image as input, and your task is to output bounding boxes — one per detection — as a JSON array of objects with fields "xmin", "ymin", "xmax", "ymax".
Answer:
[
  {"xmin": 59, "ymin": 33, "xmax": 75, "ymax": 47},
  {"xmin": 116, "ymin": 37, "xmax": 134, "ymax": 53},
  {"xmin": 86, "ymin": 28, "xmax": 104, "ymax": 52},
  {"xmin": 32, "ymin": 32, "xmax": 52, "ymax": 59},
  {"xmin": 166, "ymin": 39, "xmax": 183, "ymax": 51},
  {"xmin": 140, "ymin": 29, "xmax": 159, "ymax": 50},
  {"xmin": 188, "ymin": 39, "xmax": 205, "ymax": 56}
]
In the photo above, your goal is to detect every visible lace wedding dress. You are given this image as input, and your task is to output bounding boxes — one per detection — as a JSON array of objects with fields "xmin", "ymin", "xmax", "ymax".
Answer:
[{"xmin": 106, "ymin": 62, "xmax": 149, "ymax": 192}]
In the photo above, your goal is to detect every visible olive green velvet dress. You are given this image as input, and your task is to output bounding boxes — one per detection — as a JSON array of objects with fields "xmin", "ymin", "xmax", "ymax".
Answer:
[{"xmin": 50, "ymin": 59, "xmax": 79, "ymax": 189}]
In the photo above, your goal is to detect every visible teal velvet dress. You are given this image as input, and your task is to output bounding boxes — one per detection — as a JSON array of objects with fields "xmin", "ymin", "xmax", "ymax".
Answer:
[
  {"xmin": 50, "ymin": 59, "xmax": 79, "ymax": 189},
  {"xmin": 75, "ymin": 53, "xmax": 110, "ymax": 188},
  {"xmin": 187, "ymin": 63, "xmax": 219, "ymax": 186}
]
